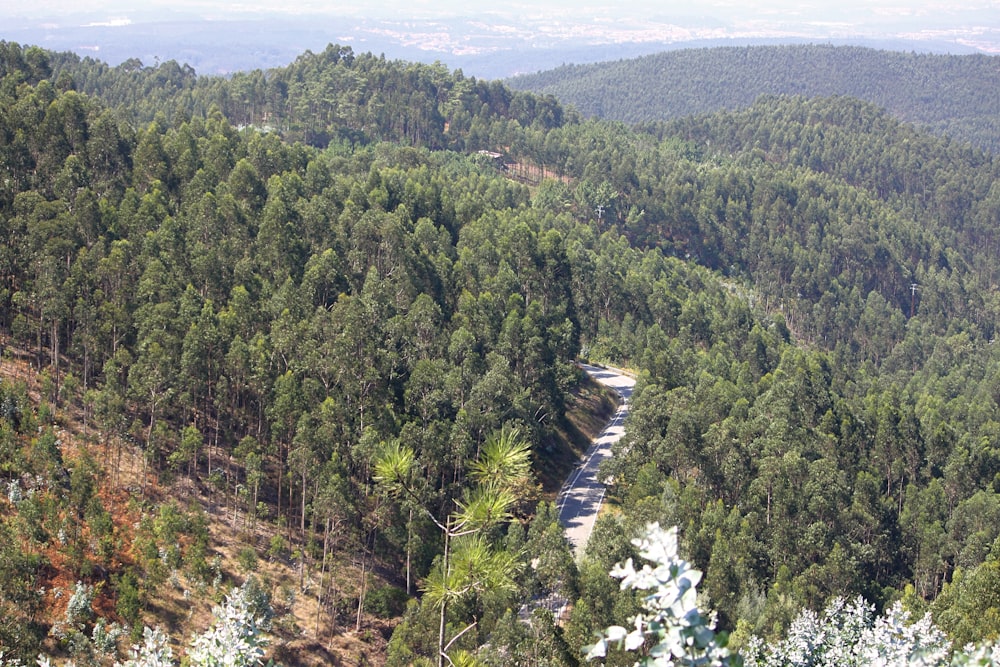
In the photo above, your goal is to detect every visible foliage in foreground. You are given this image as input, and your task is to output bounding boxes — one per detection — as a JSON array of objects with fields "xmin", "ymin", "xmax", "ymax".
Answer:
[
  {"xmin": 588, "ymin": 524, "xmax": 1000, "ymax": 667},
  {"xmin": 3, "ymin": 39, "xmax": 1000, "ymax": 664},
  {"xmin": 0, "ymin": 578, "xmax": 273, "ymax": 667},
  {"xmin": 585, "ymin": 523, "xmax": 739, "ymax": 666}
]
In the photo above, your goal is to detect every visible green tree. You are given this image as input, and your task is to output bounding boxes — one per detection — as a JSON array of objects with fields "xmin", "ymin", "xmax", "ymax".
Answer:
[
  {"xmin": 0, "ymin": 521, "xmax": 45, "ymax": 662},
  {"xmin": 585, "ymin": 523, "xmax": 738, "ymax": 667},
  {"xmin": 376, "ymin": 425, "xmax": 532, "ymax": 667}
]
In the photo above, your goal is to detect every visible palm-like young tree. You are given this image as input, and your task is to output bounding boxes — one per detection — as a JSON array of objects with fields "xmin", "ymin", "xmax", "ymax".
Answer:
[{"xmin": 375, "ymin": 425, "xmax": 532, "ymax": 667}]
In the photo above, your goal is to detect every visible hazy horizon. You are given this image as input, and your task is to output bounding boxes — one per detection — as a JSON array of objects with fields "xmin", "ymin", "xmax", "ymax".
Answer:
[{"xmin": 2, "ymin": 0, "xmax": 997, "ymax": 78}]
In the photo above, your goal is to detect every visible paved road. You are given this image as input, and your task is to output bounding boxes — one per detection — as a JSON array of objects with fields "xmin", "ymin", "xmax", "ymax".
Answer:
[{"xmin": 557, "ymin": 364, "xmax": 635, "ymax": 557}]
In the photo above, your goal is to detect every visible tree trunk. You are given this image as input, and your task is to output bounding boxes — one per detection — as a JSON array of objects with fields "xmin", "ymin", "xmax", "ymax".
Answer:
[
  {"xmin": 252, "ymin": 481, "xmax": 259, "ymax": 532},
  {"xmin": 276, "ymin": 442, "xmax": 283, "ymax": 523},
  {"xmin": 315, "ymin": 515, "xmax": 330, "ymax": 638},
  {"xmin": 301, "ymin": 464, "xmax": 307, "ymax": 539},
  {"xmin": 406, "ymin": 508, "xmax": 413, "ymax": 595},
  {"xmin": 356, "ymin": 542, "xmax": 367, "ymax": 632},
  {"xmin": 51, "ymin": 319, "xmax": 59, "ymax": 405},
  {"xmin": 438, "ymin": 522, "xmax": 450, "ymax": 667}
]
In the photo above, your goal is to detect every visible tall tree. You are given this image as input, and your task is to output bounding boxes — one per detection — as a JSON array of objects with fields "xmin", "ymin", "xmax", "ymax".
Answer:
[{"xmin": 376, "ymin": 426, "xmax": 532, "ymax": 667}]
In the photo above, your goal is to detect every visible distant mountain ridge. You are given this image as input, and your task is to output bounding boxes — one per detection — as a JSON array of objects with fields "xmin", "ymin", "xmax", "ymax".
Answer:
[{"xmin": 507, "ymin": 44, "xmax": 1000, "ymax": 152}]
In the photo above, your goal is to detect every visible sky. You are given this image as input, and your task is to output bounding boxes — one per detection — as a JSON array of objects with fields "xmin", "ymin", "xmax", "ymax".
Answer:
[
  {"xmin": 5, "ymin": 0, "xmax": 999, "ymax": 26},
  {"xmin": 1, "ymin": 0, "xmax": 997, "ymax": 76}
]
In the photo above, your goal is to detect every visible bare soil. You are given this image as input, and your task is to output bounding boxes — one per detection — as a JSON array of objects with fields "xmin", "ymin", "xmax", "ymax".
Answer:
[{"xmin": 1, "ymin": 346, "xmax": 612, "ymax": 666}]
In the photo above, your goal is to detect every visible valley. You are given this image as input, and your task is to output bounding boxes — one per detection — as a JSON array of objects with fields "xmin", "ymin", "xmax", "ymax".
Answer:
[{"xmin": 0, "ymin": 37, "xmax": 998, "ymax": 666}]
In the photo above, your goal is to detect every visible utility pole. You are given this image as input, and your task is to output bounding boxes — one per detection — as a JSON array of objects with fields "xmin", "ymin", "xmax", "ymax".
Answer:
[{"xmin": 910, "ymin": 283, "xmax": 919, "ymax": 317}]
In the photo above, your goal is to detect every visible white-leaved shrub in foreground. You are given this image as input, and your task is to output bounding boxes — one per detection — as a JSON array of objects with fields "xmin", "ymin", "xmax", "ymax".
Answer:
[
  {"xmin": 0, "ymin": 579, "xmax": 272, "ymax": 667},
  {"xmin": 585, "ymin": 522, "xmax": 740, "ymax": 666},
  {"xmin": 585, "ymin": 524, "xmax": 1000, "ymax": 667},
  {"xmin": 187, "ymin": 580, "xmax": 270, "ymax": 667},
  {"xmin": 118, "ymin": 627, "xmax": 174, "ymax": 667},
  {"xmin": 742, "ymin": 595, "xmax": 1000, "ymax": 667},
  {"xmin": 742, "ymin": 596, "xmax": 950, "ymax": 666},
  {"xmin": 117, "ymin": 579, "xmax": 271, "ymax": 667}
]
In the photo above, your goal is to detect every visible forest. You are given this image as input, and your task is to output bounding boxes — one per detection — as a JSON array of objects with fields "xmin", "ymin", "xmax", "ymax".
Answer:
[
  {"xmin": 507, "ymin": 44, "xmax": 1000, "ymax": 153},
  {"xmin": 0, "ymin": 39, "xmax": 999, "ymax": 666}
]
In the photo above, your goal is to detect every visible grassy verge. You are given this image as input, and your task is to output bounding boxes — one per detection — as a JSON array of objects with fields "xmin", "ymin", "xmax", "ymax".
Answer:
[{"xmin": 536, "ymin": 367, "xmax": 618, "ymax": 497}]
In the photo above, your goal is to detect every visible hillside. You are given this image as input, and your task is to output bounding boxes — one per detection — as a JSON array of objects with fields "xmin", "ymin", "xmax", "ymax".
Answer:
[
  {"xmin": 1, "ymin": 40, "xmax": 999, "ymax": 665},
  {"xmin": 506, "ymin": 44, "xmax": 1000, "ymax": 152}
]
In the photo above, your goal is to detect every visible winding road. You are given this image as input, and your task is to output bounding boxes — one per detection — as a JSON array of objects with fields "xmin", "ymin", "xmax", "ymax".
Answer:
[
  {"xmin": 519, "ymin": 364, "xmax": 636, "ymax": 622},
  {"xmin": 557, "ymin": 364, "xmax": 635, "ymax": 556}
]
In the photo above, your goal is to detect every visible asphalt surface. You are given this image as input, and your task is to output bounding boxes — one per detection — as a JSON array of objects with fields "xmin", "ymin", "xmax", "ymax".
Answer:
[{"xmin": 557, "ymin": 364, "xmax": 635, "ymax": 557}]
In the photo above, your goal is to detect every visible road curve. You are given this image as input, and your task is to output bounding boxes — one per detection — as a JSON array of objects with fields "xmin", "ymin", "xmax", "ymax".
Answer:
[{"xmin": 557, "ymin": 364, "xmax": 635, "ymax": 557}]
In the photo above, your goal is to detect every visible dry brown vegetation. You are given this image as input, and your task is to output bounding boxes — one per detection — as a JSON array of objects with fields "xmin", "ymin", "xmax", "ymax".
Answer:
[{"xmin": 2, "ymin": 346, "xmax": 614, "ymax": 665}]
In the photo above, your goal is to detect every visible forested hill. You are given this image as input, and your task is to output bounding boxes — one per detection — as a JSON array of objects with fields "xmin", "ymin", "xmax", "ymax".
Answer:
[
  {"xmin": 631, "ymin": 96, "xmax": 1000, "ymax": 349},
  {"xmin": 507, "ymin": 44, "xmax": 1000, "ymax": 152},
  {"xmin": 40, "ymin": 43, "xmax": 570, "ymax": 150},
  {"xmin": 1, "ymin": 39, "xmax": 1000, "ymax": 666}
]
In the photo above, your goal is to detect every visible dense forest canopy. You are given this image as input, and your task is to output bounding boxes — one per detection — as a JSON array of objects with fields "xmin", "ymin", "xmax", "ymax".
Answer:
[
  {"xmin": 507, "ymin": 44, "xmax": 1000, "ymax": 153},
  {"xmin": 36, "ymin": 44, "xmax": 569, "ymax": 152},
  {"xmin": 0, "ymin": 39, "xmax": 999, "ymax": 666}
]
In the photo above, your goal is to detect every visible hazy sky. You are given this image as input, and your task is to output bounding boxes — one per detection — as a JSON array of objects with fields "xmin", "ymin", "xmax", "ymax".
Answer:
[
  {"xmin": 5, "ymin": 0, "xmax": 998, "ymax": 21},
  {"xmin": 3, "ymin": 0, "xmax": 998, "ymax": 66}
]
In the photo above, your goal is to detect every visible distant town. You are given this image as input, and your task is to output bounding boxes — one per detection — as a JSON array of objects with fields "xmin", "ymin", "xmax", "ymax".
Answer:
[{"xmin": 3, "ymin": 5, "xmax": 997, "ymax": 78}]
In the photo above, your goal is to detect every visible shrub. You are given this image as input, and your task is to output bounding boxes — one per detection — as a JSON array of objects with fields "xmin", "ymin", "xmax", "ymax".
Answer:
[{"xmin": 364, "ymin": 584, "xmax": 409, "ymax": 619}]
